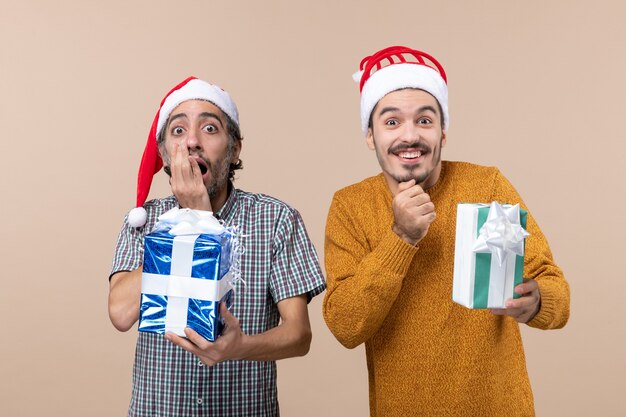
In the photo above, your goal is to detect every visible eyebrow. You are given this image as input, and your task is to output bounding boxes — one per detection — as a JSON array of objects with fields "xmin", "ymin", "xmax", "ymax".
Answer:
[
  {"xmin": 168, "ymin": 111, "xmax": 225, "ymax": 128},
  {"xmin": 377, "ymin": 105, "xmax": 439, "ymax": 118}
]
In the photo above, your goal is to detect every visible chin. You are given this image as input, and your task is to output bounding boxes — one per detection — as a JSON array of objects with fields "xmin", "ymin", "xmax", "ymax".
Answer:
[{"xmin": 393, "ymin": 169, "xmax": 429, "ymax": 185}]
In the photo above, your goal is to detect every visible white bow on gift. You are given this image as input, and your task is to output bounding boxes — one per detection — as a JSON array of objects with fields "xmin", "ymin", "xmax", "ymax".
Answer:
[
  {"xmin": 472, "ymin": 202, "xmax": 529, "ymax": 266},
  {"xmin": 152, "ymin": 207, "xmax": 225, "ymax": 236},
  {"xmin": 151, "ymin": 207, "xmax": 245, "ymax": 287}
]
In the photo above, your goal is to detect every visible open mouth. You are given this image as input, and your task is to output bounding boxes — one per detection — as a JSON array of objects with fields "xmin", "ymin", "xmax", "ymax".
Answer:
[
  {"xmin": 392, "ymin": 147, "xmax": 429, "ymax": 161},
  {"xmin": 195, "ymin": 159, "xmax": 209, "ymax": 175},
  {"xmin": 397, "ymin": 150, "xmax": 423, "ymax": 160}
]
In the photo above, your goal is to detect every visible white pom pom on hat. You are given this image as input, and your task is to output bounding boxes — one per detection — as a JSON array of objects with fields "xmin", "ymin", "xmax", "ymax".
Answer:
[
  {"xmin": 128, "ymin": 76, "xmax": 239, "ymax": 227},
  {"xmin": 128, "ymin": 207, "xmax": 147, "ymax": 228},
  {"xmin": 353, "ymin": 46, "xmax": 449, "ymax": 135}
]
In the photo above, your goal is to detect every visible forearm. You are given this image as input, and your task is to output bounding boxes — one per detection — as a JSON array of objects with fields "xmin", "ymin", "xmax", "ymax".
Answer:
[
  {"xmin": 527, "ymin": 273, "xmax": 570, "ymax": 329},
  {"xmin": 522, "ymin": 215, "xmax": 570, "ymax": 329},
  {"xmin": 238, "ymin": 317, "xmax": 312, "ymax": 361},
  {"xmin": 323, "ymin": 228, "xmax": 417, "ymax": 348},
  {"xmin": 491, "ymin": 170, "xmax": 570, "ymax": 330},
  {"xmin": 108, "ymin": 267, "xmax": 142, "ymax": 331}
]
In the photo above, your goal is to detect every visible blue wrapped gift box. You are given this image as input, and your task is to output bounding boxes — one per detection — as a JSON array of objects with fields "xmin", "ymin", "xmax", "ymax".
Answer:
[{"xmin": 139, "ymin": 230, "xmax": 234, "ymax": 341}]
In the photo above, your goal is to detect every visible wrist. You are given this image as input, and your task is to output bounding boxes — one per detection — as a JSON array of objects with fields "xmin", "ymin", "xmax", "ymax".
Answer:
[
  {"xmin": 392, "ymin": 224, "xmax": 418, "ymax": 246},
  {"xmin": 234, "ymin": 333, "xmax": 252, "ymax": 361},
  {"xmin": 177, "ymin": 194, "xmax": 212, "ymax": 211}
]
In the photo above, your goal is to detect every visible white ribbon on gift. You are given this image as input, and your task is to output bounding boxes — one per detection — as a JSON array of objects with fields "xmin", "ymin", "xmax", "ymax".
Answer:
[
  {"xmin": 472, "ymin": 202, "xmax": 529, "ymax": 266},
  {"xmin": 142, "ymin": 208, "xmax": 237, "ymax": 336}
]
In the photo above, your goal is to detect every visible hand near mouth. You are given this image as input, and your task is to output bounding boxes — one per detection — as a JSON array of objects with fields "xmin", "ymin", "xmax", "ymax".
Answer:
[
  {"xmin": 391, "ymin": 179, "xmax": 436, "ymax": 246},
  {"xmin": 169, "ymin": 139, "xmax": 212, "ymax": 211}
]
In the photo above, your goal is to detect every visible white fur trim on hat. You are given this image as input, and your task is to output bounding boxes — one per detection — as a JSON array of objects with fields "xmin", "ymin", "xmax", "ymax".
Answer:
[
  {"xmin": 156, "ymin": 79, "xmax": 239, "ymax": 138},
  {"xmin": 360, "ymin": 63, "xmax": 449, "ymax": 135}
]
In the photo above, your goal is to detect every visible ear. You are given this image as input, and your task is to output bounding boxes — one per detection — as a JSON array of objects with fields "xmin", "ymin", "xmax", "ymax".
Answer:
[
  {"xmin": 441, "ymin": 130, "xmax": 447, "ymax": 148},
  {"xmin": 366, "ymin": 128, "xmax": 375, "ymax": 150},
  {"xmin": 231, "ymin": 139, "xmax": 242, "ymax": 162}
]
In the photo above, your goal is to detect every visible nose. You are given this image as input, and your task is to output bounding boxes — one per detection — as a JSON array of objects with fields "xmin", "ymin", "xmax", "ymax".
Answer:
[
  {"xmin": 398, "ymin": 122, "xmax": 419, "ymax": 143},
  {"xmin": 185, "ymin": 127, "xmax": 202, "ymax": 152}
]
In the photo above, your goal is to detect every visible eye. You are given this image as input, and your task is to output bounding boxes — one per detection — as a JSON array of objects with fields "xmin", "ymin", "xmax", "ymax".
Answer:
[
  {"xmin": 203, "ymin": 124, "xmax": 218, "ymax": 133},
  {"xmin": 385, "ymin": 119, "xmax": 399, "ymax": 126},
  {"xmin": 171, "ymin": 126, "xmax": 185, "ymax": 135},
  {"xmin": 417, "ymin": 117, "xmax": 432, "ymax": 125}
]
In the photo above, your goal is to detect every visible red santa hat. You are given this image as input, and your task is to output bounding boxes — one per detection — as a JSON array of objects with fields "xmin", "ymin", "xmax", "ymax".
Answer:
[
  {"xmin": 127, "ymin": 76, "xmax": 240, "ymax": 227},
  {"xmin": 353, "ymin": 46, "xmax": 449, "ymax": 135}
]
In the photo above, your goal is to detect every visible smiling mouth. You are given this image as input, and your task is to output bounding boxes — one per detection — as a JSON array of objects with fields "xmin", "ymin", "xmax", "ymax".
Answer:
[
  {"xmin": 393, "ymin": 148, "xmax": 429, "ymax": 161},
  {"xmin": 397, "ymin": 150, "xmax": 423, "ymax": 159},
  {"xmin": 389, "ymin": 143, "xmax": 431, "ymax": 161}
]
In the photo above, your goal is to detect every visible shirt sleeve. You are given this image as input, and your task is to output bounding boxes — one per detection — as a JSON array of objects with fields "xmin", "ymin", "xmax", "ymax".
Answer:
[
  {"xmin": 268, "ymin": 207, "xmax": 326, "ymax": 303},
  {"xmin": 322, "ymin": 193, "xmax": 419, "ymax": 349},
  {"xmin": 492, "ymin": 170, "xmax": 570, "ymax": 329},
  {"xmin": 109, "ymin": 214, "xmax": 145, "ymax": 279}
]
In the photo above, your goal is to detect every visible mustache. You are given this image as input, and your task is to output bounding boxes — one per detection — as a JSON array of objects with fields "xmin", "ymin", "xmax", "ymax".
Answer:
[{"xmin": 388, "ymin": 141, "xmax": 432, "ymax": 155}]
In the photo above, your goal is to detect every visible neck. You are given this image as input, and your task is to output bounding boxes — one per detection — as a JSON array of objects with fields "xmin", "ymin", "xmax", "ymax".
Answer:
[{"xmin": 209, "ymin": 182, "xmax": 232, "ymax": 213}]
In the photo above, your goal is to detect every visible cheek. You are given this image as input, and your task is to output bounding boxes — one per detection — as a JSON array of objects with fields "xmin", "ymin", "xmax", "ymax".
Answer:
[{"xmin": 158, "ymin": 143, "xmax": 172, "ymax": 162}]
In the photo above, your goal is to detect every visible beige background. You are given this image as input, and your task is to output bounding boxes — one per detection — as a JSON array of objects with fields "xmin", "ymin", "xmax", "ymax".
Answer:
[{"xmin": 1, "ymin": 1, "xmax": 624, "ymax": 416}]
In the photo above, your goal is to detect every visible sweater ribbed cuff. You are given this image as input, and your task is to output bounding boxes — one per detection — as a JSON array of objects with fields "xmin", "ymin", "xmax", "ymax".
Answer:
[
  {"xmin": 527, "ymin": 280, "xmax": 558, "ymax": 329},
  {"xmin": 373, "ymin": 228, "xmax": 419, "ymax": 278}
]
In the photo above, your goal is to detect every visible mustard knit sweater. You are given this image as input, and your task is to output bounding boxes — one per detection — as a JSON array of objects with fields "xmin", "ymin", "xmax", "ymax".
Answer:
[{"xmin": 323, "ymin": 161, "xmax": 570, "ymax": 417}]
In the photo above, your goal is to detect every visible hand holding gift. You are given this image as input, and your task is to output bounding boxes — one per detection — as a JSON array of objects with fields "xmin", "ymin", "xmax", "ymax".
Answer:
[
  {"xmin": 139, "ymin": 207, "xmax": 241, "ymax": 341},
  {"xmin": 166, "ymin": 303, "xmax": 245, "ymax": 366},
  {"xmin": 453, "ymin": 202, "xmax": 531, "ymax": 309},
  {"xmin": 490, "ymin": 278, "xmax": 541, "ymax": 323},
  {"xmin": 392, "ymin": 179, "xmax": 436, "ymax": 245}
]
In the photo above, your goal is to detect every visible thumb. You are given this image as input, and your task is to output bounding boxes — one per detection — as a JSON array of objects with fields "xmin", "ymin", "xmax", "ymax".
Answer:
[
  {"xmin": 220, "ymin": 303, "xmax": 238, "ymax": 328},
  {"xmin": 396, "ymin": 179, "xmax": 416, "ymax": 195}
]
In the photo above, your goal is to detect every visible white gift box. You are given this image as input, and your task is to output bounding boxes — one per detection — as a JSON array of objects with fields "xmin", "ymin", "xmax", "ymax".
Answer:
[{"xmin": 452, "ymin": 202, "xmax": 529, "ymax": 309}]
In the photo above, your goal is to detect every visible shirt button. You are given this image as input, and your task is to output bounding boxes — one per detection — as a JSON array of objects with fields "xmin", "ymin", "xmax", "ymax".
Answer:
[
  {"xmin": 197, "ymin": 398, "xmax": 203, "ymax": 405},
  {"xmin": 198, "ymin": 361, "xmax": 204, "ymax": 367}
]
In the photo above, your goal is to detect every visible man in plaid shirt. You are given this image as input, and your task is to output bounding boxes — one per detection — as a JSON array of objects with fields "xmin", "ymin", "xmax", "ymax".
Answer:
[{"xmin": 108, "ymin": 77, "xmax": 325, "ymax": 417}]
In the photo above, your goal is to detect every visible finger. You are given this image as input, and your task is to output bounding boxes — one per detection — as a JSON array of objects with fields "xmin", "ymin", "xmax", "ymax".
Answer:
[
  {"xmin": 177, "ymin": 139, "xmax": 194, "ymax": 181},
  {"xmin": 183, "ymin": 327, "xmax": 212, "ymax": 348},
  {"xmin": 415, "ymin": 200, "xmax": 435, "ymax": 215},
  {"xmin": 395, "ymin": 179, "xmax": 416, "ymax": 195},
  {"xmin": 187, "ymin": 156, "xmax": 202, "ymax": 182},
  {"xmin": 220, "ymin": 303, "xmax": 239, "ymax": 329},
  {"xmin": 492, "ymin": 306, "xmax": 524, "ymax": 319},
  {"xmin": 171, "ymin": 142, "xmax": 184, "ymax": 184},
  {"xmin": 514, "ymin": 279, "xmax": 538, "ymax": 295},
  {"xmin": 399, "ymin": 184, "xmax": 426, "ymax": 199},
  {"xmin": 165, "ymin": 332, "xmax": 201, "ymax": 353},
  {"xmin": 504, "ymin": 307, "xmax": 524, "ymax": 319}
]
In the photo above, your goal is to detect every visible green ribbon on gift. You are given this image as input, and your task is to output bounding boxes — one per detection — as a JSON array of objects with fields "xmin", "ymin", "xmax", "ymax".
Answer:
[{"xmin": 472, "ymin": 206, "xmax": 527, "ymax": 308}]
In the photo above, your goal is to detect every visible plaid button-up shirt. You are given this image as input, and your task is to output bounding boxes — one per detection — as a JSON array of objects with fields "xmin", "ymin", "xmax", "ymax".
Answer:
[{"xmin": 111, "ymin": 187, "xmax": 326, "ymax": 417}]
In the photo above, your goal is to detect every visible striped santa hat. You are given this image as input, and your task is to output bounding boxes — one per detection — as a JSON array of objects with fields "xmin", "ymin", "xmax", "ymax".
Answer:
[{"xmin": 352, "ymin": 46, "xmax": 449, "ymax": 135}]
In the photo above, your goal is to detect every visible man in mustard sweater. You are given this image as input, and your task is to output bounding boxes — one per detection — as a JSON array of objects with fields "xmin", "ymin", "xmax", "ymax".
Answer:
[{"xmin": 323, "ymin": 46, "xmax": 570, "ymax": 416}]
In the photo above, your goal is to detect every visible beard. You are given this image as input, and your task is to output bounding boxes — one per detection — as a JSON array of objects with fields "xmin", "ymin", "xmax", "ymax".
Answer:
[{"xmin": 205, "ymin": 151, "xmax": 232, "ymax": 198}]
